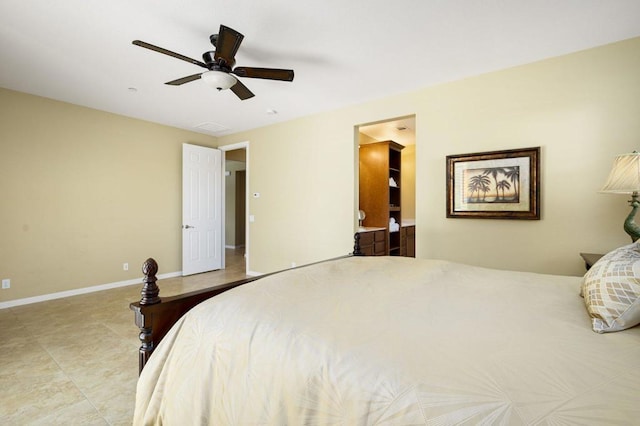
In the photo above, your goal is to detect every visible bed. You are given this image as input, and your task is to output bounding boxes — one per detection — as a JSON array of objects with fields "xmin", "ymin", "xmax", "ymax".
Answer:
[{"xmin": 130, "ymin": 240, "xmax": 640, "ymax": 425}]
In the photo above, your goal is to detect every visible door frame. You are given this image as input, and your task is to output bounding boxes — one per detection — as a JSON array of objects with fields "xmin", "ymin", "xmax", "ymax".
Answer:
[
  {"xmin": 355, "ymin": 115, "xmax": 416, "ymax": 256},
  {"xmin": 219, "ymin": 141, "xmax": 250, "ymax": 273}
]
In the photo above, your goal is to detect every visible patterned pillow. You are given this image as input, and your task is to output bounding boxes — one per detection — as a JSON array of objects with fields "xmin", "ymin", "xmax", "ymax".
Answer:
[{"xmin": 581, "ymin": 242, "xmax": 640, "ymax": 333}]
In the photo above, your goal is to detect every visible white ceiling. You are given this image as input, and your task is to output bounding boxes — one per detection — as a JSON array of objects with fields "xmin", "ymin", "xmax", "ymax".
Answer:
[
  {"xmin": 2, "ymin": 1, "xmax": 640, "ymax": 137},
  {"xmin": 360, "ymin": 116, "xmax": 416, "ymax": 146}
]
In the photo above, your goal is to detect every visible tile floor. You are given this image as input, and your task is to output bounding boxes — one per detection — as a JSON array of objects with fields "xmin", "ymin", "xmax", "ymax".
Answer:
[{"xmin": 0, "ymin": 248, "xmax": 247, "ymax": 425}]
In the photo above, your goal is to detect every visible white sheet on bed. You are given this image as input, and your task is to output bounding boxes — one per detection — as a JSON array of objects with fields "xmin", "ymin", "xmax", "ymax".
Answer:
[{"xmin": 134, "ymin": 256, "xmax": 640, "ymax": 425}]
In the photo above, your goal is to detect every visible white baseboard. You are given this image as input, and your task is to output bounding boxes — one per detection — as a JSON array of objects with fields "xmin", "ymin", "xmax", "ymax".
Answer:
[
  {"xmin": 246, "ymin": 270, "xmax": 263, "ymax": 277},
  {"xmin": 0, "ymin": 271, "xmax": 182, "ymax": 309}
]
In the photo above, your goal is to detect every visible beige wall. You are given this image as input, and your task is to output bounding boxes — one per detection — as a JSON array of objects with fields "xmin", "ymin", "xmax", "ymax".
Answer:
[
  {"xmin": 3, "ymin": 37, "xmax": 639, "ymax": 303},
  {"xmin": 219, "ymin": 36, "xmax": 640, "ymax": 276},
  {"xmin": 401, "ymin": 145, "xmax": 416, "ymax": 220},
  {"xmin": 0, "ymin": 89, "xmax": 217, "ymax": 302},
  {"xmin": 416, "ymin": 37, "xmax": 639, "ymax": 274}
]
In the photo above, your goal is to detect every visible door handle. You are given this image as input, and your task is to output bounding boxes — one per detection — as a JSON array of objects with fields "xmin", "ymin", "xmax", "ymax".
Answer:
[{"xmin": 183, "ymin": 225, "xmax": 195, "ymax": 229}]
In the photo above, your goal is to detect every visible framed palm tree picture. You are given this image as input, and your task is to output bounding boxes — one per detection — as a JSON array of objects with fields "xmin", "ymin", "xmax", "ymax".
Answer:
[{"xmin": 446, "ymin": 147, "xmax": 540, "ymax": 219}]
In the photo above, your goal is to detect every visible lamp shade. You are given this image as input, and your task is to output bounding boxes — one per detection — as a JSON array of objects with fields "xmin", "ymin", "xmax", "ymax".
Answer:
[
  {"xmin": 201, "ymin": 70, "xmax": 237, "ymax": 90},
  {"xmin": 601, "ymin": 152, "xmax": 640, "ymax": 194}
]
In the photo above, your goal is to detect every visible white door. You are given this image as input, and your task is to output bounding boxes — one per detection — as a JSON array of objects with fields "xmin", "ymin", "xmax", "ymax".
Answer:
[{"xmin": 182, "ymin": 143, "xmax": 222, "ymax": 275}]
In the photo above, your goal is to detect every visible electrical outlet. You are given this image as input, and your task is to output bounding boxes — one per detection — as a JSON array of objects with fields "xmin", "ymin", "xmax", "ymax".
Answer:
[
  {"xmin": 2, "ymin": 279, "xmax": 10, "ymax": 289},
  {"xmin": 123, "ymin": 263, "xmax": 129, "ymax": 271}
]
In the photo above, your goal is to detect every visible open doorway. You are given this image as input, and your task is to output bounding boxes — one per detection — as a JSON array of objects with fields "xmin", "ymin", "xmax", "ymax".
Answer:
[
  {"xmin": 221, "ymin": 142, "xmax": 249, "ymax": 273},
  {"xmin": 356, "ymin": 115, "xmax": 416, "ymax": 256}
]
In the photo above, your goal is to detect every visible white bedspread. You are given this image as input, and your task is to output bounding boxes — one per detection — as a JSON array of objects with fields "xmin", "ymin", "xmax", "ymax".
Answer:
[{"xmin": 134, "ymin": 256, "xmax": 640, "ymax": 425}]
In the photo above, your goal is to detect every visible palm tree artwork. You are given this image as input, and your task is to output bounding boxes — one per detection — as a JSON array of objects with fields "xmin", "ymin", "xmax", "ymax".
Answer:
[
  {"xmin": 463, "ymin": 166, "xmax": 520, "ymax": 204},
  {"xmin": 467, "ymin": 174, "xmax": 491, "ymax": 202},
  {"xmin": 503, "ymin": 167, "xmax": 520, "ymax": 198}
]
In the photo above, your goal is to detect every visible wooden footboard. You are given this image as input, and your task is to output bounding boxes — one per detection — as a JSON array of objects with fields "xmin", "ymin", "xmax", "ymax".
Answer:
[
  {"xmin": 130, "ymin": 259, "xmax": 262, "ymax": 374},
  {"xmin": 132, "ymin": 234, "xmax": 363, "ymax": 374}
]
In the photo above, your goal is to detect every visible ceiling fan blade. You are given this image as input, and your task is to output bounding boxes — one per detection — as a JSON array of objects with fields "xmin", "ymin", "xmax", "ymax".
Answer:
[
  {"xmin": 132, "ymin": 40, "xmax": 208, "ymax": 68},
  {"xmin": 230, "ymin": 79, "xmax": 255, "ymax": 100},
  {"xmin": 232, "ymin": 67, "xmax": 294, "ymax": 81},
  {"xmin": 165, "ymin": 73, "xmax": 203, "ymax": 86},
  {"xmin": 213, "ymin": 25, "xmax": 244, "ymax": 65}
]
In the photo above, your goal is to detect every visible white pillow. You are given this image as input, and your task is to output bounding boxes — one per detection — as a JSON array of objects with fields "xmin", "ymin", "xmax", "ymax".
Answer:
[{"xmin": 581, "ymin": 242, "xmax": 640, "ymax": 333}]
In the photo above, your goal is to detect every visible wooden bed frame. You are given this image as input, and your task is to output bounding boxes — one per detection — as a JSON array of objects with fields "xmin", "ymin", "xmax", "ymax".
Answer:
[{"xmin": 130, "ymin": 234, "xmax": 366, "ymax": 374}]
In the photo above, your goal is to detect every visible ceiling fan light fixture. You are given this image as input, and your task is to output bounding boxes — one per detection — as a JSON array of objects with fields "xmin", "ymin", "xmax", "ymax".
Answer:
[
  {"xmin": 201, "ymin": 70, "xmax": 237, "ymax": 90},
  {"xmin": 133, "ymin": 25, "xmax": 293, "ymax": 100}
]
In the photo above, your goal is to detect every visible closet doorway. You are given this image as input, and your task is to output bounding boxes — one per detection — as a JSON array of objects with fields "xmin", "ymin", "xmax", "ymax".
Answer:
[{"xmin": 356, "ymin": 115, "xmax": 416, "ymax": 256}]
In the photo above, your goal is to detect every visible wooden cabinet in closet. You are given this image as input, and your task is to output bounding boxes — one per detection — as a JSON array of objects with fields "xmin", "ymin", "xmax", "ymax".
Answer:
[{"xmin": 359, "ymin": 140, "xmax": 404, "ymax": 255}]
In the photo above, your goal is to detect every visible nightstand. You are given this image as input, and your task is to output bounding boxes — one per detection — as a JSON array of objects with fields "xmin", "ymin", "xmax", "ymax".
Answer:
[{"xmin": 580, "ymin": 253, "xmax": 603, "ymax": 271}]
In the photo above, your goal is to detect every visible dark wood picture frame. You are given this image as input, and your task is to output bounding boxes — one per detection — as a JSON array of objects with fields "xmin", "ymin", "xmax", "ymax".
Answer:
[{"xmin": 446, "ymin": 147, "xmax": 540, "ymax": 220}]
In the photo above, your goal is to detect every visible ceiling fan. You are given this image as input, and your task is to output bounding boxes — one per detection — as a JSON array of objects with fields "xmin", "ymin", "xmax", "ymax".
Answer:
[{"xmin": 132, "ymin": 25, "xmax": 294, "ymax": 100}]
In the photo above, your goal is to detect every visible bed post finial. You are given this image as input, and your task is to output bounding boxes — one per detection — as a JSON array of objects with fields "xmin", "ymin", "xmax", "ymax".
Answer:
[{"xmin": 140, "ymin": 258, "xmax": 161, "ymax": 305}]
